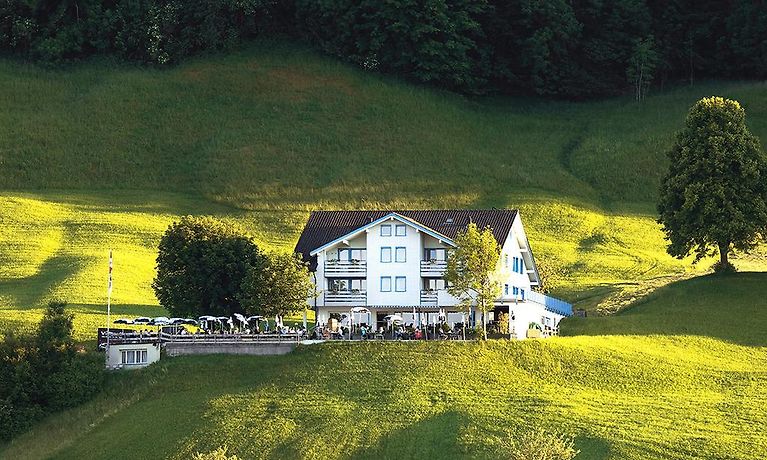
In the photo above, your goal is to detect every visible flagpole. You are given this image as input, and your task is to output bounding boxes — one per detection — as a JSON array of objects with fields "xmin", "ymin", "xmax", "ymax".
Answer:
[{"xmin": 106, "ymin": 250, "xmax": 113, "ymax": 358}]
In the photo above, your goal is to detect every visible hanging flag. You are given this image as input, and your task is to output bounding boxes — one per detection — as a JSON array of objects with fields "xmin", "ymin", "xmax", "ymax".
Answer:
[{"xmin": 108, "ymin": 250, "xmax": 113, "ymax": 294}]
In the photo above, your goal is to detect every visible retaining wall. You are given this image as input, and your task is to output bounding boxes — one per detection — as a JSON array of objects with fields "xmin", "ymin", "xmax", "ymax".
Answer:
[{"xmin": 164, "ymin": 341, "xmax": 297, "ymax": 357}]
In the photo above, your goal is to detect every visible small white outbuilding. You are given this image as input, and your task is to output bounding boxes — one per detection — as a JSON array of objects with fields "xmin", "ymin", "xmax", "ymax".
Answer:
[{"xmin": 106, "ymin": 342, "xmax": 161, "ymax": 370}]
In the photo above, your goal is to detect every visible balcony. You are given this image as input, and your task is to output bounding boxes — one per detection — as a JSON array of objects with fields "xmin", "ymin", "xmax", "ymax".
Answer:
[
  {"xmin": 325, "ymin": 260, "xmax": 367, "ymax": 276},
  {"xmin": 420, "ymin": 260, "xmax": 447, "ymax": 277},
  {"xmin": 420, "ymin": 290, "xmax": 438, "ymax": 306},
  {"xmin": 526, "ymin": 291, "xmax": 573, "ymax": 316},
  {"xmin": 325, "ymin": 291, "xmax": 367, "ymax": 306}
]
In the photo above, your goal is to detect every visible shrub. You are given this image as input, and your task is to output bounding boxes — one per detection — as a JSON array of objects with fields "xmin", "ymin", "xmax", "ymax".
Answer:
[
  {"xmin": 0, "ymin": 300, "xmax": 105, "ymax": 441},
  {"xmin": 193, "ymin": 446, "xmax": 241, "ymax": 460},
  {"xmin": 499, "ymin": 428, "xmax": 579, "ymax": 460}
]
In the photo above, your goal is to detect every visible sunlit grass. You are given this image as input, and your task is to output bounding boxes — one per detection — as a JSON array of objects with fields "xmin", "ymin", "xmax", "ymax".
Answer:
[
  {"xmin": 561, "ymin": 272, "xmax": 767, "ymax": 347},
  {"xmin": 1, "ymin": 334, "xmax": 764, "ymax": 460},
  {"xmin": 0, "ymin": 41, "xmax": 766, "ymax": 338},
  {"xmin": 0, "ymin": 190, "xmax": 710, "ymax": 339}
]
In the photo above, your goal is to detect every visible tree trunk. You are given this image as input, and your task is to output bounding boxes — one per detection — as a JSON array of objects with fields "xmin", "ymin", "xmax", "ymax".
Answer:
[{"xmin": 718, "ymin": 241, "xmax": 730, "ymax": 268}]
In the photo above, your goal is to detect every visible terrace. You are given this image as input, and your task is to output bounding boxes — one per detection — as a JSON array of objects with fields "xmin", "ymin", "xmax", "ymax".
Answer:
[
  {"xmin": 420, "ymin": 260, "xmax": 447, "ymax": 276},
  {"xmin": 324, "ymin": 259, "xmax": 367, "ymax": 276},
  {"xmin": 325, "ymin": 290, "xmax": 367, "ymax": 305}
]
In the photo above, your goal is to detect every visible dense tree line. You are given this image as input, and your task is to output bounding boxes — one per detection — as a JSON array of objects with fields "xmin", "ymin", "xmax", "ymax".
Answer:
[
  {"xmin": 0, "ymin": 0, "xmax": 764, "ymax": 98},
  {"xmin": 0, "ymin": 301, "xmax": 105, "ymax": 441}
]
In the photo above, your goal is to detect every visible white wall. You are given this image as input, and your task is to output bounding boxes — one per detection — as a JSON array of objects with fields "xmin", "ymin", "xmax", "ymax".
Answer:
[
  {"xmin": 498, "ymin": 226, "xmax": 533, "ymax": 301},
  {"xmin": 367, "ymin": 218, "xmax": 422, "ymax": 306},
  {"xmin": 106, "ymin": 343, "xmax": 161, "ymax": 370},
  {"xmin": 507, "ymin": 300, "xmax": 566, "ymax": 339}
]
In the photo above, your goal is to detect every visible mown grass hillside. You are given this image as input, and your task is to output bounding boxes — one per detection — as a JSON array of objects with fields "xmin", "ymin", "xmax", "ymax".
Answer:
[
  {"xmin": 2, "ymin": 40, "xmax": 767, "ymax": 337},
  {"xmin": 1, "ymin": 335, "xmax": 764, "ymax": 460},
  {"xmin": 562, "ymin": 272, "xmax": 767, "ymax": 347}
]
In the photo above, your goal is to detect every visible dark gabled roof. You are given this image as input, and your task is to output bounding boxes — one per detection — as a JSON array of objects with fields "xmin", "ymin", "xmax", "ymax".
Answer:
[{"xmin": 294, "ymin": 210, "xmax": 518, "ymax": 265}]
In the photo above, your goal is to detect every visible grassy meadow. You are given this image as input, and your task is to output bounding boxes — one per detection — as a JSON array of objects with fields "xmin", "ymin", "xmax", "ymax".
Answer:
[
  {"xmin": 562, "ymin": 272, "xmax": 767, "ymax": 346},
  {"xmin": 2, "ymin": 274, "xmax": 766, "ymax": 459},
  {"xmin": 2, "ymin": 40, "xmax": 767, "ymax": 337},
  {"xmin": 2, "ymin": 334, "xmax": 765, "ymax": 459}
]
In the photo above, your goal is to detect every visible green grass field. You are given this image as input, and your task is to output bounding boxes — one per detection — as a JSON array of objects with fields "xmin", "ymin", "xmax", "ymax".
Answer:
[
  {"xmin": 2, "ymin": 40, "xmax": 767, "ymax": 459},
  {"xmin": 562, "ymin": 272, "xmax": 767, "ymax": 346},
  {"xmin": 2, "ymin": 40, "xmax": 767, "ymax": 338},
  {"xmin": 3, "ymin": 275, "xmax": 766, "ymax": 459},
  {"xmin": 2, "ymin": 274, "xmax": 765, "ymax": 460}
]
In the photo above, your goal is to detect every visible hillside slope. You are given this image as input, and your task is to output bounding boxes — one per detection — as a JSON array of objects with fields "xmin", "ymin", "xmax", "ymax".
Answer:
[
  {"xmin": 3, "ymin": 275, "xmax": 767, "ymax": 460},
  {"xmin": 562, "ymin": 272, "xmax": 767, "ymax": 346},
  {"xmin": 1, "ymin": 336, "xmax": 765, "ymax": 460},
  {"xmin": 1, "ymin": 40, "xmax": 767, "ymax": 336}
]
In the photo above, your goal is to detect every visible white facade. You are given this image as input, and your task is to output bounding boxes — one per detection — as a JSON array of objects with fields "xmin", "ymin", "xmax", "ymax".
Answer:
[
  {"xmin": 106, "ymin": 342, "xmax": 161, "ymax": 369},
  {"xmin": 306, "ymin": 211, "xmax": 572, "ymax": 338}
]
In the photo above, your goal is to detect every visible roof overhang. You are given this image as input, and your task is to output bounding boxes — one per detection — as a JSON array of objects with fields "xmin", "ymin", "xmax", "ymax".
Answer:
[{"xmin": 309, "ymin": 212, "xmax": 457, "ymax": 256}]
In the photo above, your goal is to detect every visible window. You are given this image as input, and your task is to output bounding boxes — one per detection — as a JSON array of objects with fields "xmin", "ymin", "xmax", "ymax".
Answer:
[
  {"xmin": 380, "ymin": 276, "xmax": 392, "ymax": 292},
  {"xmin": 381, "ymin": 225, "xmax": 392, "ymax": 237},
  {"xmin": 518, "ymin": 258, "xmax": 524, "ymax": 274},
  {"xmin": 395, "ymin": 247, "xmax": 406, "ymax": 263},
  {"xmin": 424, "ymin": 279, "xmax": 448, "ymax": 291},
  {"xmin": 504, "ymin": 284, "xmax": 509, "ymax": 295},
  {"xmin": 520, "ymin": 289, "xmax": 526, "ymax": 300},
  {"xmin": 329, "ymin": 279, "xmax": 366, "ymax": 291},
  {"xmin": 504, "ymin": 254, "xmax": 509, "ymax": 268},
  {"xmin": 381, "ymin": 247, "xmax": 392, "ymax": 263},
  {"xmin": 424, "ymin": 248, "xmax": 447, "ymax": 261},
  {"xmin": 121, "ymin": 349, "xmax": 148, "ymax": 365},
  {"xmin": 512, "ymin": 286, "xmax": 519, "ymax": 296},
  {"xmin": 338, "ymin": 248, "xmax": 366, "ymax": 261},
  {"xmin": 512, "ymin": 257, "xmax": 518, "ymax": 273},
  {"xmin": 395, "ymin": 276, "xmax": 406, "ymax": 292},
  {"xmin": 395, "ymin": 224, "xmax": 407, "ymax": 236}
]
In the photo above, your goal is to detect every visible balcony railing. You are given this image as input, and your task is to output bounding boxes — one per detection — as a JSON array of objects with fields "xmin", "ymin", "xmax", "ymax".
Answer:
[
  {"xmin": 420, "ymin": 260, "xmax": 447, "ymax": 276},
  {"xmin": 325, "ymin": 291, "xmax": 367, "ymax": 305},
  {"xmin": 420, "ymin": 290, "xmax": 438, "ymax": 305},
  {"xmin": 325, "ymin": 260, "xmax": 367, "ymax": 276},
  {"xmin": 526, "ymin": 291, "xmax": 573, "ymax": 317}
]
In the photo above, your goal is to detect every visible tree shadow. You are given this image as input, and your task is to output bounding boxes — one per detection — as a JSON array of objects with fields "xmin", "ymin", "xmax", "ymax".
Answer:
[
  {"xmin": 346, "ymin": 411, "xmax": 469, "ymax": 460},
  {"xmin": 0, "ymin": 253, "xmax": 80, "ymax": 307},
  {"xmin": 561, "ymin": 272, "xmax": 767, "ymax": 347}
]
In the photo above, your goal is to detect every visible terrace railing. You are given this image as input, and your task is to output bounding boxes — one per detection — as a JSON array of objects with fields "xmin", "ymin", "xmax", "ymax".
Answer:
[
  {"xmin": 420, "ymin": 260, "xmax": 447, "ymax": 277},
  {"xmin": 325, "ymin": 260, "xmax": 367, "ymax": 276},
  {"xmin": 420, "ymin": 290, "xmax": 438, "ymax": 306},
  {"xmin": 526, "ymin": 291, "xmax": 573, "ymax": 316},
  {"xmin": 325, "ymin": 290, "xmax": 367, "ymax": 305},
  {"xmin": 159, "ymin": 332, "xmax": 302, "ymax": 343}
]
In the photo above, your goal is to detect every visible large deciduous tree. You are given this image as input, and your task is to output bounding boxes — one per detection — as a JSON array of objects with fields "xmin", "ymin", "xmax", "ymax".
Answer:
[
  {"xmin": 658, "ymin": 96, "xmax": 767, "ymax": 271},
  {"xmin": 153, "ymin": 216, "xmax": 261, "ymax": 317},
  {"xmin": 240, "ymin": 251, "xmax": 314, "ymax": 323},
  {"xmin": 445, "ymin": 222, "xmax": 502, "ymax": 340}
]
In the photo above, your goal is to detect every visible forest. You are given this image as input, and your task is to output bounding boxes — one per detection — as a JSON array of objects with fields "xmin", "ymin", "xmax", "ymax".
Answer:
[{"xmin": 1, "ymin": 0, "xmax": 765, "ymax": 99}]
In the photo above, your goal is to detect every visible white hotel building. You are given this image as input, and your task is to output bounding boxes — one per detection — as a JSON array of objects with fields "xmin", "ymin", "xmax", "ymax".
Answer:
[{"xmin": 295, "ymin": 210, "xmax": 572, "ymax": 338}]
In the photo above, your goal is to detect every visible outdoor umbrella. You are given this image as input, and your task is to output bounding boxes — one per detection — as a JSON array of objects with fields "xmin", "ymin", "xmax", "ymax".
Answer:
[
  {"xmin": 384, "ymin": 314, "xmax": 404, "ymax": 338},
  {"xmin": 350, "ymin": 307, "xmax": 370, "ymax": 339},
  {"xmin": 234, "ymin": 313, "xmax": 247, "ymax": 331}
]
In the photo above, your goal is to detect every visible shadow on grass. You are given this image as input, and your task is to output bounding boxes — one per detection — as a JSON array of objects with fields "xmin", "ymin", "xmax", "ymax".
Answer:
[
  {"xmin": 0, "ymin": 253, "xmax": 80, "ymax": 307},
  {"xmin": 346, "ymin": 411, "xmax": 468, "ymax": 460},
  {"xmin": 560, "ymin": 272, "xmax": 767, "ymax": 347}
]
